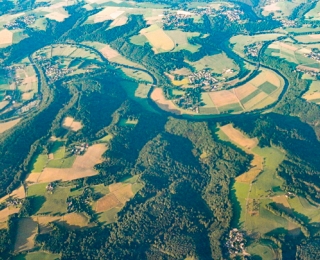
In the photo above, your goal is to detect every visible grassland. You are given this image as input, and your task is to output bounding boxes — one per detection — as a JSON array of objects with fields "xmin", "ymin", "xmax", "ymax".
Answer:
[
  {"xmin": 186, "ymin": 52, "xmax": 239, "ymax": 76},
  {"xmin": 262, "ymin": 0, "xmax": 303, "ymax": 18},
  {"xmin": 165, "ymin": 30, "xmax": 201, "ymax": 53},
  {"xmin": 14, "ymin": 218, "xmax": 38, "ymax": 252},
  {"xmin": 120, "ymin": 67, "xmax": 153, "ymax": 83}
]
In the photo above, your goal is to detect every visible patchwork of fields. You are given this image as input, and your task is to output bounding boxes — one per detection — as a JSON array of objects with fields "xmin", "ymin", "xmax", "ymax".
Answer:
[{"xmin": 199, "ymin": 69, "xmax": 284, "ymax": 114}]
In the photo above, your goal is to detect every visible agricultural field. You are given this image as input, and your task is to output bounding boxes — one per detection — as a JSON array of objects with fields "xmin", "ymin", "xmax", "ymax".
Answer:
[
  {"xmin": 304, "ymin": 1, "xmax": 320, "ymax": 21},
  {"xmin": 293, "ymin": 34, "xmax": 320, "ymax": 43},
  {"xmin": 206, "ymin": 69, "xmax": 283, "ymax": 114},
  {"xmin": 62, "ymin": 116, "xmax": 83, "ymax": 132},
  {"xmin": 93, "ymin": 175, "xmax": 144, "ymax": 224},
  {"xmin": 165, "ymin": 30, "xmax": 201, "ymax": 53},
  {"xmin": 230, "ymin": 33, "xmax": 285, "ymax": 57},
  {"xmin": 120, "ymin": 67, "xmax": 153, "ymax": 83},
  {"xmin": 262, "ymin": 0, "xmax": 304, "ymax": 18},
  {"xmin": 139, "ymin": 24, "xmax": 175, "ymax": 53},
  {"xmin": 186, "ymin": 52, "xmax": 239, "ymax": 77},
  {"xmin": 302, "ymin": 80, "xmax": 320, "ymax": 104},
  {"xmin": 266, "ymin": 41, "xmax": 320, "ymax": 71},
  {"xmin": 14, "ymin": 218, "xmax": 38, "ymax": 252},
  {"xmin": 26, "ymin": 143, "xmax": 107, "ymax": 184},
  {"xmin": 0, "ymin": 118, "xmax": 21, "ymax": 134},
  {"xmin": 82, "ymin": 41, "xmax": 144, "ymax": 68}
]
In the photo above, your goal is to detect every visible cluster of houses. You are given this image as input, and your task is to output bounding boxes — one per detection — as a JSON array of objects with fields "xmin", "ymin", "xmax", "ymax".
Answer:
[
  {"xmin": 296, "ymin": 67, "xmax": 320, "ymax": 77},
  {"xmin": 162, "ymin": 6, "xmax": 243, "ymax": 28},
  {"xmin": 281, "ymin": 19, "xmax": 297, "ymax": 28},
  {"xmin": 244, "ymin": 43, "xmax": 261, "ymax": 60},
  {"xmin": 305, "ymin": 49, "xmax": 320, "ymax": 62},
  {"xmin": 70, "ymin": 143, "xmax": 89, "ymax": 155},
  {"xmin": 46, "ymin": 182, "xmax": 57, "ymax": 194},
  {"xmin": 188, "ymin": 70, "xmax": 220, "ymax": 91},
  {"xmin": 226, "ymin": 228, "xmax": 248, "ymax": 257},
  {"xmin": 34, "ymin": 55, "xmax": 74, "ymax": 82},
  {"xmin": 4, "ymin": 14, "xmax": 36, "ymax": 30},
  {"xmin": 4, "ymin": 197, "xmax": 23, "ymax": 208}
]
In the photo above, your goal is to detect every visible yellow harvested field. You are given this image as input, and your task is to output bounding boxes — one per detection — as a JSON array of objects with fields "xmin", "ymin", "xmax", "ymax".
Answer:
[
  {"xmin": 280, "ymin": 42, "xmax": 298, "ymax": 51},
  {"xmin": 110, "ymin": 16, "xmax": 128, "ymax": 27},
  {"xmin": 303, "ymin": 91, "xmax": 320, "ymax": 101},
  {"xmin": 14, "ymin": 218, "xmax": 38, "ymax": 252},
  {"xmin": 22, "ymin": 75, "xmax": 37, "ymax": 84},
  {"xmin": 62, "ymin": 116, "xmax": 83, "ymax": 131},
  {"xmin": 151, "ymin": 88, "xmax": 182, "ymax": 115},
  {"xmin": 60, "ymin": 213, "xmax": 90, "ymax": 228},
  {"xmin": 113, "ymin": 184, "xmax": 134, "ymax": 204},
  {"xmin": 93, "ymin": 7, "xmax": 124, "ymax": 23},
  {"xmin": 272, "ymin": 195, "xmax": 291, "ymax": 208},
  {"xmin": 22, "ymin": 93, "xmax": 32, "ymax": 100},
  {"xmin": 235, "ymin": 83, "xmax": 258, "ymax": 100},
  {"xmin": 297, "ymin": 65, "xmax": 320, "ymax": 72},
  {"xmin": 249, "ymin": 69, "xmax": 280, "ymax": 87},
  {"xmin": 243, "ymin": 92, "xmax": 268, "ymax": 109},
  {"xmin": 45, "ymin": 12, "xmax": 69, "ymax": 22},
  {"xmin": 141, "ymin": 26, "xmax": 174, "ymax": 52},
  {"xmin": 0, "ymin": 101, "xmax": 9, "ymax": 110},
  {"xmin": 0, "ymin": 29, "xmax": 13, "ymax": 45},
  {"xmin": 95, "ymin": 193, "xmax": 122, "ymax": 212},
  {"xmin": 27, "ymin": 144, "xmax": 107, "ymax": 183},
  {"xmin": 100, "ymin": 45, "xmax": 119, "ymax": 59},
  {"xmin": 33, "ymin": 216, "xmax": 60, "ymax": 233},
  {"xmin": 236, "ymin": 154, "xmax": 263, "ymax": 183},
  {"xmin": 209, "ymin": 90, "xmax": 239, "ymax": 107},
  {"xmin": 310, "ymin": 34, "xmax": 320, "ymax": 39},
  {"xmin": 220, "ymin": 124, "xmax": 258, "ymax": 150},
  {"xmin": 264, "ymin": 3, "xmax": 281, "ymax": 12},
  {"xmin": 0, "ymin": 222, "xmax": 7, "ymax": 230},
  {"xmin": 0, "ymin": 207, "xmax": 20, "ymax": 222},
  {"xmin": 0, "ymin": 185, "xmax": 25, "ymax": 204}
]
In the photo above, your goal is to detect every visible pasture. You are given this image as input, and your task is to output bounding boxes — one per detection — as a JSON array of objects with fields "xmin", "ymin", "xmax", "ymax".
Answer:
[
  {"xmin": 262, "ymin": 0, "xmax": 302, "ymax": 18},
  {"xmin": 120, "ymin": 67, "xmax": 153, "ymax": 83}
]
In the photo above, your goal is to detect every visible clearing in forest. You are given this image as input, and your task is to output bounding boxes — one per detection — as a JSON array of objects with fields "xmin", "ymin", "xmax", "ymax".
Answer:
[
  {"xmin": 62, "ymin": 116, "xmax": 83, "ymax": 132},
  {"xmin": 14, "ymin": 218, "xmax": 38, "ymax": 252}
]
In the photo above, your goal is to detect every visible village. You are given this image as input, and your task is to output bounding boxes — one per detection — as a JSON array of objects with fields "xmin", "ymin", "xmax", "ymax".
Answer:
[
  {"xmin": 244, "ymin": 43, "xmax": 261, "ymax": 60},
  {"xmin": 4, "ymin": 14, "xmax": 36, "ymax": 30},
  {"xmin": 305, "ymin": 49, "xmax": 320, "ymax": 62},
  {"xmin": 162, "ymin": 6, "xmax": 243, "ymax": 29},
  {"xmin": 296, "ymin": 67, "xmax": 320, "ymax": 78}
]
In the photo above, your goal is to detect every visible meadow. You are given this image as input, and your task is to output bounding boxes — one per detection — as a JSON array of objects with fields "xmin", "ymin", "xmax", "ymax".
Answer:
[{"xmin": 13, "ymin": 251, "xmax": 60, "ymax": 260}]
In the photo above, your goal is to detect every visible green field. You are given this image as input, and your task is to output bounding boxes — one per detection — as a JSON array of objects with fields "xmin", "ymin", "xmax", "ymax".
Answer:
[
  {"xmin": 27, "ymin": 183, "xmax": 79, "ymax": 215},
  {"xmin": 46, "ymin": 155, "xmax": 76, "ymax": 168},
  {"xmin": 120, "ymin": 67, "xmax": 153, "ymax": 83},
  {"xmin": 50, "ymin": 141, "xmax": 66, "ymax": 159},
  {"xmin": 30, "ymin": 154, "xmax": 48, "ymax": 173},
  {"xmin": 218, "ymin": 103, "xmax": 243, "ymax": 113},
  {"xmin": 165, "ymin": 30, "xmax": 201, "ymax": 53},
  {"xmin": 258, "ymin": 82, "xmax": 278, "ymax": 94},
  {"xmin": 186, "ymin": 53, "xmax": 239, "ymax": 75},
  {"xmin": 14, "ymin": 251, "xmax": 60, "ymax": 260},
  {"xmin": 247, "ymin": 241, "xmax": 276, "ymax": 259}
]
